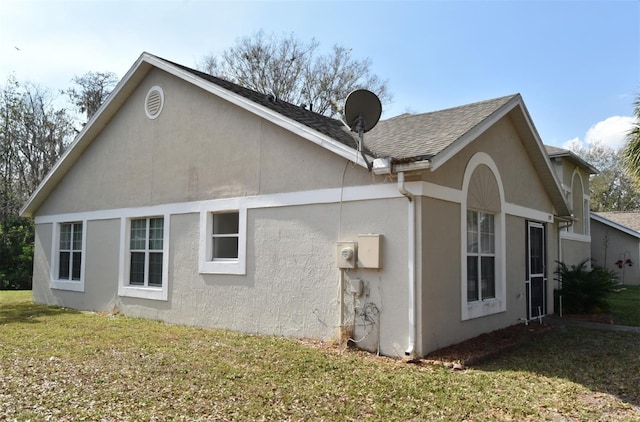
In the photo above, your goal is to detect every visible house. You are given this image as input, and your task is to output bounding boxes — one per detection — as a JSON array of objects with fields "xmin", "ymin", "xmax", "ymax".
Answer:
[
  {"xmin": 21, "ymin": 52, "xmax": 593, "ymax": 357},
  {"xmin": 591, "ymin": 212, "xmax": 640, "ymax": 285}
]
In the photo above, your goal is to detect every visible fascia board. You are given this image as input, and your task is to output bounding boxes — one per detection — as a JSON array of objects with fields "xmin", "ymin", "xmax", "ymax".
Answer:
[
  {"xmin": 147, "ymin": 55, "xmax": 370, "ymax": 169},
  {"xmin": 591, "ymin": 213, "xmax": 640, "ymax": 239}
]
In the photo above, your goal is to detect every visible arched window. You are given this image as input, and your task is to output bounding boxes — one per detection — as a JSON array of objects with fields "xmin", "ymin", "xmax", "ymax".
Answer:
[
  {"xmin": 461, "ymin": 153, "xmax": 506, "ymax": 320},
  {"xmin": 571, "ymin": 171, "xmax": 585, "ymax": 235}
]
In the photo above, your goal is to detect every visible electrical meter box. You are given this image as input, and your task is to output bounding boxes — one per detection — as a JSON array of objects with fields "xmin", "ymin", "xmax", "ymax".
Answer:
[
  {"xmin": 357, "ymin": 234, "xmax": 381, "ymax": 269},
  {"xmin": 336, "ymin": 241, "xmax": 357, "ymax": 269}
]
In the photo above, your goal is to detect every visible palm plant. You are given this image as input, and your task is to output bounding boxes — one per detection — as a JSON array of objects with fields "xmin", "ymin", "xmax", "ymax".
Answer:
[
  {"xmin": 622, "ymin": 95, "xmax": 640, "ymax": 183},
  {"xmin": 555, "ymin": 259, "xmax": 618, "ymax": 314}
]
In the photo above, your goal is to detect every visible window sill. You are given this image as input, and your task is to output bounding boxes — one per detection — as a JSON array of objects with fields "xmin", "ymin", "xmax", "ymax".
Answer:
[
  {"xmin": 118, "ymin": 285, "xmax": 167, "ymax": 301},
  {"xmin": 462, "ymin": 298, "xmax": 505, "ymax": 320},
  {"xmin": 199, "ymin": 260, "xmax": 245, "ymax": 275},
  {"xmin": 50, "ymin": 279, "xmax": 84, "ymax": 292}
]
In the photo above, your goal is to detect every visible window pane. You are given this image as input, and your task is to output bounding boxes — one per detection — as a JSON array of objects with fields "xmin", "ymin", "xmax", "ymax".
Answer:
[
  {"xmin": 129, "ymin": 252, "xmax": 145, "ymax": 285},
  {"xmin": 72, "ymin": 251, "xmax": 82, "ymax": 280},
  {"xmin": 467, "ymin": 256, "xmax": 478, "ymax": 302},
  {"xmin": 148, "ymin": 252, "xmax": 163, "ymax": 287},
  {"xmin": 213, "ymin": 212, "xmax": 239, "ymax": 235},
  {"xmin": 72, "ymin": 223, "xmax": 83, "ymax": 250},
  {"xmin": 213, "ymin": 237, "xmax": 239, "ymax": 259},
  {"xmin": 59, "ymin": 251, "xmax": 70, "ymax": 279},
  {"xmin": 148, "ymin": 218, "xmax": 164, "ymax": 250},
  {"xmin": 466, "ymin": 211, "xmax": 478, "ymax": 253},
  {"xmin": 480, "ymin": 213, "xmax": 494, "ymax": 254},
  {"xmin": 60, "ymin": 224, "xmax": 71, "ymax": 250},
  {"xmin": 130, "ymin": 219, "xmax": 147, "ymax": 250},
  {"xmin": 530, "ymin": 227, "xmax": 543, "ymax": 274},
  {"xmin": 481, "ymin": 256, "xmax": 496, "ymax": 299}
]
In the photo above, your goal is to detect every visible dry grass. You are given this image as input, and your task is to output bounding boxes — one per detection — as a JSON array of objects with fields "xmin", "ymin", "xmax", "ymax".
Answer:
[{"xmin": 1, "ymin": 290, "xmax": 639, "ymax": 421}]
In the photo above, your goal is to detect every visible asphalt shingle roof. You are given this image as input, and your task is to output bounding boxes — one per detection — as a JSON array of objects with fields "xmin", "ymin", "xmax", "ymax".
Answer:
[
  {"xmin": 594, "ymin": 211, "xmax": 640, "ymax": 233},
  {"xmin": 168, "ymin": 58, "xmax": 517, "ymax": 162},
  {"xmin": 364, "ymin": 95, "xmax": 517, "ymax": 160}
]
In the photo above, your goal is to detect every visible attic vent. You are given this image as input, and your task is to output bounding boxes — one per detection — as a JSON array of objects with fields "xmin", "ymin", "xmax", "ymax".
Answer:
[{"xmin": 145, "ymin": 86, "xmax": 164, "ymax": 120}]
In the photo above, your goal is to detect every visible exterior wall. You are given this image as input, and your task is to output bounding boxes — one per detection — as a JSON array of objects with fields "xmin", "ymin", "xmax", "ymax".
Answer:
[
  {"xmin": 591, "ymin": 219, "xmax": 640, "ymax": 285},
  {"xmin": 33, "ymin": 197, "xmax": 410, "ymax": 356},
  {"xmin": 36, "ymin": 68, "xmax": 375, "ymax": 217},
  {"xmin": 415, "ymin": 118, "xmax": 560, "ymax": 354}
]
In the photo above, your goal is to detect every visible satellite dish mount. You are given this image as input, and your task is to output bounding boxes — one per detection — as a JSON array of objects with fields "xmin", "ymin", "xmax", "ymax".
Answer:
[{"xmin": 344, "ymin": 89, "xmax": 382, "ymax": 171}]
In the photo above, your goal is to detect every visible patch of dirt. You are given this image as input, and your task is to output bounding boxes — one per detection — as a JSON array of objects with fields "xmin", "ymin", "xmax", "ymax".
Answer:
[{"xmin": 423, "ymin": 322, "xmax": 553, "ymax": 368}]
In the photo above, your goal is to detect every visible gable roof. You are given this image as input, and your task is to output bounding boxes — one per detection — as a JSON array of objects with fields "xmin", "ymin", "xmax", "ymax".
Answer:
[
  {"xmin": 592, "ymin": 212, "xmax": 640, "ymax": 239},
  {"xmin": 20, "ymin": 52, "xmax": 570, "ymax": 218},
  {"xmin": 366, "ymin": 95, "xmax": 517, "ymax": 161},
  {"xmin": 545, "ymin": 145, "xmax": 599, "ymax": 174}
]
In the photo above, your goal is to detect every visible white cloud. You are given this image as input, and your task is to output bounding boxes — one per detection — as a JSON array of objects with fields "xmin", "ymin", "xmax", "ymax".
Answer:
[{"xmin": 563, "ymin": 115, "xmax": 636, "ymax": 151}]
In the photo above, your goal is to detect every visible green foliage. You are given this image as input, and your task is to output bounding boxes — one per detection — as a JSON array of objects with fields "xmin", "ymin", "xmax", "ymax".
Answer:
[
  {"xmin": 0, "ymin": 217, "xmax": 34, "ymax": 290},
  {"xmin": 571, "ymin": 144, "xmax": 640, "ymax": 211},
  {"xmin": 554, "ymin": 259, "xmax": 618, "ymax": 314},
  {"xmin": 622, "ymin": 94, "xmax": 640, "ymax": 184}
]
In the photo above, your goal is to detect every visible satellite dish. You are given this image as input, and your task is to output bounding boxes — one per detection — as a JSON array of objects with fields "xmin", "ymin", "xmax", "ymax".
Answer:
[
  {"xmin": 344, "ymin": 89, "xmax": 382, "ymax": 133},
  {"xmin": 343, "ymin": 89, "xmax": 382, "ymax": 171}
]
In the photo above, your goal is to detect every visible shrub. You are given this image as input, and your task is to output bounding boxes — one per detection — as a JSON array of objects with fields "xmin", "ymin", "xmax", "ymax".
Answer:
[
  {"xmin": 0, "ymin": 217, "xmax": 34, "ymax": 290},
  {"xmin": 554, "ymin": 259, "xmax": 618, "ymax": 314}
]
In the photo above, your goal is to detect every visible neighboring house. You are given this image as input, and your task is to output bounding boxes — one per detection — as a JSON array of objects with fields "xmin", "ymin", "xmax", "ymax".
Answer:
[
  {"xmin": 545, "ymin": 146, "xmax": 598, "ymax": 266},
  {"xmin": 591, "ymin": 212, "xmax": 640, "ymax": 285},
  {"xmin": 21, "ymin": 52, "xmax": 592, "ymax": 358}
]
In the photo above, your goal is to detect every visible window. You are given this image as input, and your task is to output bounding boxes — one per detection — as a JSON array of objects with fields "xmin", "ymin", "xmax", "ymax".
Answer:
[
  {"xmin": 199, "ymin": 207, "xmax": 247, "ymax": 275},
  {"xmin": 51, "ymin": 221, "xmax": 85, "ymax": 292},
  {"xmin": 466, "ymin": 211, "xmax": 495, "ymax": 302},
  {"xmin": 119, "ymin": 215, "xmax": 168, "ymax": 301},
  {"xmin": 58, "ymin": 222, "xmax": 83, "ymax": 281},
  {"xmin": 461, "ymin": 153, "xmax": 506, "ymax": 320},
  {"xmin": 212, "ymin": 212, "xmax": 239, "ymax": 260},
  {"xmin": 129, "ymin": 217, "xmax": 164, "ymax": 287}
]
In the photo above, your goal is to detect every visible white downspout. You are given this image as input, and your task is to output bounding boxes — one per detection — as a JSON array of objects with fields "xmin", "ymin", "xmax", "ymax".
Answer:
[{"xmin": 398, "ymin": 172, "xmax": 417, "ymax": 356}]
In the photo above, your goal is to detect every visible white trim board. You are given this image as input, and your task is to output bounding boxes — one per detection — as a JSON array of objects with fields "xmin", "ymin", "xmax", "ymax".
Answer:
[{"xmin": 34, "ymin": 181, "xmax": 555, "ymax": 226}]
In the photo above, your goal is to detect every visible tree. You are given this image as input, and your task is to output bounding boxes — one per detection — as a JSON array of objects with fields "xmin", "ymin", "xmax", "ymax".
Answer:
[
  {"xmin": 199, "ymin": 31, "xmax": 391, "ymax": 117},
  {"xmin": 569, "ymin": 143, "xmax": 640, "ymax": 211},
  {"xmin": 623, "ymin": 95, "xmax": 640, "ymax": 184},
  {"xmin": 65, "ymin": 71, "xmax": 118, "ymax": 122},
  {"xmin": 0, "ymin": 76, "xmax": 75, "ymax": 289}
]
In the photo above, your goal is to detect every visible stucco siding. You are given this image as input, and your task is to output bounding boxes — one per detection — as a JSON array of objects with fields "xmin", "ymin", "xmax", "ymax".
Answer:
[
  {"xmin": 422, "ymin": 117, "xmax": 553, "ymax": 214},
  {"xmin": 591, "ymin": 219, "xmax": 640, "ymax": 285},
  {"xmin": 35, "ymin": 69, "xmax": 375, "ymax": 217}
]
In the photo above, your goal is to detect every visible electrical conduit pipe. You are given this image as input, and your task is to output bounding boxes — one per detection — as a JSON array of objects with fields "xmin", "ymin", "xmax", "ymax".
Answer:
[{"xmin": 398, "ymin": 172, "xmax": 417, "ymax": 356}]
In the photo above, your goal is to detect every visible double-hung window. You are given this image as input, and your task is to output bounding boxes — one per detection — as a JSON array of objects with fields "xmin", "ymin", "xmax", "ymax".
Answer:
[
  {"xmin": 211, "ymin": 212, "xmax": 239, "ymax": 260},
  {"xmin": 119, "ymin": 215, "xmax": 168, "ymax": 301},
  {"xmin": 129, "ymin": 217, "xmax": 164, "ymax": 287},
  {"xmin": 52, "ymin": 221, "xmax": 85, "ymax": 291},
  {"xmin": 58, "ymin": 222, "xmax": 83, "ymax": 281},
  {"xmin": 199, "ymin": 207, "xmax": 246, "ymax": 275},
  {"xmin": 466, "ymin": 210, "xmax": 495, "ymax": 302}
]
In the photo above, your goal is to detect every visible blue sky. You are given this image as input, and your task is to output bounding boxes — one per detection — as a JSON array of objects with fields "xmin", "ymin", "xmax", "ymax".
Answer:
[{"xmin": 1, "ymin": 0, "xmax": 638, "ymax": 149}]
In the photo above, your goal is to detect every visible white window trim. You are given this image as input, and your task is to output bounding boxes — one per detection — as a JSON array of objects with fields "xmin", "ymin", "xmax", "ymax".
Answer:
[
  {"xmin": 50, "ymin": 220, "xmax": 86, "ymax": 292},
  {"xmin": 118, "ymin": 214, "xmax": 170, "ymax": 301},
  {"xmin": 199, "ymin": 204, "xmax": 247, "ymax": 275},
  {"xmin": 461, "ymin": 153, "xmax": 506, "ymax": 320}
]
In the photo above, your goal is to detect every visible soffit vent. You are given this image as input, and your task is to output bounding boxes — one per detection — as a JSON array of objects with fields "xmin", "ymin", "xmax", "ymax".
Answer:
[{"xmin": 145, "ymin": 86, "xmax": 164, "ymax": 120}]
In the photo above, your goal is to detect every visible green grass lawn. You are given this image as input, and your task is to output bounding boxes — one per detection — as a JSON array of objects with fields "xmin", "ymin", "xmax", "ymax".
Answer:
[
  {"xmin": 1, "ymin": 290, "xmax": 639, "ymax": 421},
  {"xmin": 608, "ymin": 285, "xmax": 640, "ymax": 327}
]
